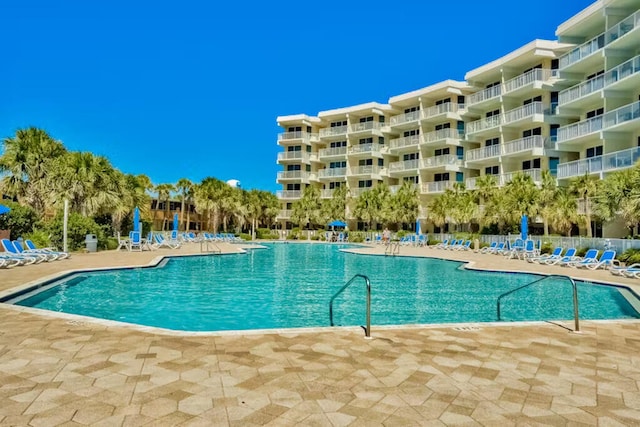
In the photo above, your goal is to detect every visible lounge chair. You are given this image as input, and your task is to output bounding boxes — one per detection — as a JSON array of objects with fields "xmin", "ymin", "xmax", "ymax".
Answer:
[
  {"xmin": 0, "ymin": 255, "xmax": 21, "ymax": 268},
  {"xmin": 567, "ymin": 249, "xmax": 599, "ymax": 268},
  {"xmin": 521, "ymin": 240, "xmax": 538, "ymax": 260},
  {"xmin": 432, "ymin": 239, "xmax": 449, "ymax": 249},
  {"xmin": 546, "ymin": 248, "xmax": 578, "ymax": 266},
  {"xmin": 610, "ymin": 263, "xmax": 640, "ymax": 277},
  {"xmin": 456, "ymin": 240, "xmax": 472, "ymax": 251},
  {"xmin": 583, "ymin": 250, "xmax": 618, "ymax": 270},
  {"xmin": 155, "ymin": 233, "xmax": 180, "ymax": 249},
  {"xmin": 12, "ymin": 240, "xmax": 57, "ymax": 262},
  {"xmin": 0, "ymin": 239, "xmax": 40, "ymax": 265},
  {"xmin": 116, "ymin": 232, "xmax": 129, "ymax": 251},
  {"xmin": 129, "ymin": 231, "xmax": 143, "ymax": 251},
  {"xmin": 490, "ymin": 242, "xmax": 506, "ymax": 255},
  {"xmin": 24, "ymin": 239, "xmax": 70, "ymax": 260},
  {"xmin": 480, "ymin": 242, "xmax": 497, "ymax": 254},
  {"xmin": 527, "ymin": 247, "xmax": 562, "ymax": 264}
]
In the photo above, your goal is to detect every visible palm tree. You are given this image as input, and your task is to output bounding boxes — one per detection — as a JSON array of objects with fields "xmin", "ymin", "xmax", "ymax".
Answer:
[
  {"xmin": 320, "ymin": 185, "xmax": 348, "ymax": 225},
  {"xmin": 569, "ymin": 174, "xmax": 599, "ymax": 237},
  {"xmin": 596, "ymin": 166, "xmax": 640, "ymax": 236},
  {"xmin": 538, "ymin": 170, "xmax": 557, "ymax": 236},
  {"xmin": 503, "ymin": 172, "xmax": 539, "ymax": 226},
  {"xmin": 427, "ymin": 194, "xmax": 449, "ymax": 234},
  {"xmin": 389, "ymin": 181, "xmax": 419, "ymax": 229},
  {"xmin": 291, "ymin": 186, "xmax": 321, "ymax": 229},
  {"xmin": 155, "ymin": 183, "xmax": 175, "ymax": 230},
  {"xmin": 175, "ymin": 178, "xmax": 193, "ymax": 231},
  {"xmin": 447, "ymin": 183, "xmax": 476, "ymax": 232},
  {"xmin": 473, "ymin": 174, "xmax": 498, "ymax": 229},
  {"xmin": 549, "ymin": 187, "xmax": 577, "ymax": 236}
]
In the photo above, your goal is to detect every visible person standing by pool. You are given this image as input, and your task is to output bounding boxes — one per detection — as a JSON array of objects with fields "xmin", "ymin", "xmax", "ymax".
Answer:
[{"xmin": 382, "ymin": 227, "xmax": 391, "ymax": 244}]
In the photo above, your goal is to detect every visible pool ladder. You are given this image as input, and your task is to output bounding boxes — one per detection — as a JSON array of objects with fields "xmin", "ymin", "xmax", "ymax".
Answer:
[
  {"xmin": 384, "ymin": 241, "xmax": 400, "ymax": 256},
  {"xmin": 200, "ymin": 240, "xmax": 221, "ymax": 254},
  {"xmin": 329, "ymin": 274, "xmax": 371, "ymax": 338},
  {"xmin": 496, "ymin": 274, "xmax": 580, "ymax": 332}
]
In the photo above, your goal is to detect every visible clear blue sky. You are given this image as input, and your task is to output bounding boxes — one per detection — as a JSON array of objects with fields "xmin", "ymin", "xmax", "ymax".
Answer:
[{"xmin": 1, "ymin": 0, "xmax": 594, "ymax": 193}]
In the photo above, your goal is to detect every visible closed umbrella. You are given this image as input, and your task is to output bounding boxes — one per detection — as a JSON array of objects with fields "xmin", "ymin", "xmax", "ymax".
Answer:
[
  {"xmin": 133, "ymin": 207, "xmax": 140, "ymax": 233},
  {"xmin": 0, "ymin": 204, "xmax": 10, "ymax": 215},
  {"xmin": 416, "ymin": 219, "xmax": 421, "ymax": 235},
  {"xmin": 521, "ymin": 215, "xmax": 528, "ymax": 241},
  {"xmin": 173, "ymin": 213, "xmax": 179, "ymax": 231}
]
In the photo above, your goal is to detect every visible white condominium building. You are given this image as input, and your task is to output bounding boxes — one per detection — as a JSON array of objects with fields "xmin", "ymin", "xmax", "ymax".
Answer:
[{"xmin": 276, "ymin": 0, "xmax": 640, "ymax": 236}]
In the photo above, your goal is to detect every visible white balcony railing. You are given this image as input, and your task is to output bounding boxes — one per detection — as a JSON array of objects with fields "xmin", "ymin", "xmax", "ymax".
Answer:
[
  {"xmin": 421, "ymin": 154, "xmax": 462, "ymax": 168},
  {"xmin": 390, "ymin": 110, "xmax": 420, "ymax": 126},
  {"xmin": 466, "ymin": 144, "xmax": 501, "ymax": 161},
  {"xmin": 557, "ymin": 146, "xmax": 640, "ymax": 179},
  {"xmin": 351, "ymin": 188, "xmax": 372, "ymax": 197},
  {"xmin": 348, "ymin": 121, "xmax": 384, "ymax": 133},
  {"xmin": 422, "ymin": 102, "xmax": 460, "ymax": 119},
  {"xmin": 422, "ymin": 128, "xmax": 463, "ymax": 143},
  {"xmin": 349, "ymin": 165, "xmax": 382, "ymax": 176},
  {"xmin": 466, "ymin": 169, "xmax": 542, "ymax": 189},
  {"xmin": 502, "ymin": 135, "xmax": 545, "ymax": 155},
  {"xmin": 278, "ymin": 131, "xmax": 316, "ymax": 142},
  {"xmin": 466, "ymin": 114, "xmax": 501, "ymax": 134},
  {"xmin": 277, "ymin": 209, "xmax": 293, "ymax": 219},
  {"xmin": 468, "ymin": 85, "xmax": 502, "ymax": 106},
  {"xmin": 503, "ymin": 102, "xmax": 544, "ymax": 125},
  {"xmin": 603, "ymin": 100, "xmax": 640, "ymax": 129},
  {"xmin": 320, "ymin": 189, "xmax": 335, "ymax": 198},
  {"xmin": 559, "ymin": 55, "xmax": 640, "ymax": 105},
  {"xmin": 318, "ymin": 146, "xmax": 347, "ymax": 158},
  {"xmin": 559, "ymin": 32, "xmax": 605, "ymax": 69},
  {"xmin": 389, "ymin": 183, "xmax": 418, "ymax": 194},
  {"xmin": 557, "ymin": 116, "xmax": 603, "ymax": 143},
  {"xmin": 503, "ymin": 69, "xmax": 556, "ymax": 94},
  {"xmin": 276, "ymin": 190, "xmax": 302, "ymax": 199},
  {"xmin": 389, "ymin": 135, "xmax": 420, "ymax": 150},
  {"xmin": 318, "ymin": 167, "xmax": 347, "ymax": 178},
  {"xmin": 389, "ymin": 159, "xmax": 420, "ymax": 172},
  {"xmin": 277, "ymin": 151, "xmax": 309, "ymax": 162},
  {"xmin": 606, "ymin": 9, "xmax": 640, "ymax": 45},
  {"xmin": 421, "ymin": 181, "xmax": 455, "ymax": 193},
  {"xmin": 319, "ymin": 126, "xmax": 348, "ymax": 138},
  {"xmin": 348, "ymin": 143, "xmax": 383, "ymax": 155},
  {"xmin": 277, "ymin": 170, "xmax": 309, "ymax": 180}
]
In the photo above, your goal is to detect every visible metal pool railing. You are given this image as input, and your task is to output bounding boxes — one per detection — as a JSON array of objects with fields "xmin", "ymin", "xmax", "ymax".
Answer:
[{"xmin": 329, "ymin": 274, "xmax": 371, "ymax": 338}]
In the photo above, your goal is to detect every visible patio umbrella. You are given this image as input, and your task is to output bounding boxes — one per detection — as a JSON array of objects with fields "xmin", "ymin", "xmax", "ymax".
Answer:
[
  {"xmin": 328, "ymin": 220, "xmax": 347, "ymax": 228},
  {"xmin": 173, "ymin": 213, "xmax": 179, "ymax": 231},
  {"xmin": 0, "ymin": 204, "xmax": 10, "ymax": 215},
  {"xmin": 521, "ymin": 214, "xmax": 528, "ymax": 241},
  {"xmin": 133, "ymin": 207, "xmax": 140, "ymax": 233},
  {"xmin": 416, "ymin": 219, "xmax": 421, "ymax": 235}
]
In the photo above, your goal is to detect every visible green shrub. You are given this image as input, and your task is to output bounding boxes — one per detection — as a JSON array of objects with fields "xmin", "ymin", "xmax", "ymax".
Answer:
[
  {"xmin": 310, "ymin": 235, "xmax": 320, "ymax": 241},
  {"xmin": 286, "ymin": 232, "xmax": 298, "ymax": 240},
  {"xmin": 42, "ymin": 213, "xmax": 106, "ymax": 251},
  {"xmin": 0, "ymin": 201, "xmax": 40, "ymax": 240},
  {"xmin": 619, "ymin": 248, "xmax": 640, "ymax": 265},
  {"xmin": 105, "ymin": 237, "xmax": 119, "ymax": 250},
  {"xmin": 238, "ymin": 233, "xmax": 251, "ymax": 241},
  {"xmin": 396, "ymin": 230, "xmax": 408, "ymax": 239},
  {"xmin": 427, "ymin": 239, "xmax": 440, "ymax": 246},
  {"xmin": 23, "ymin": 229, "xmax": 52, "ymax": 249},
  {"xmin": 539, "ymin": 243, "xmax": 553, "ymax": 255},
  {"xmin": 576, "ymin": 247, "xmax": 590, "ymax": 257}
]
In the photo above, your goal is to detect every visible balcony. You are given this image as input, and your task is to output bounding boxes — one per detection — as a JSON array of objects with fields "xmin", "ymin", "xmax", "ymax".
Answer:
[
  {"xmin": 277, "ymin": 209, "xmax": 293, "ymax": 220},
  {"xmin": 276, "ymin": 190, "xmax": 302, "ymax": 200},
  {"xmin": 559, "ymin": 55, "xmax": 640, "ymax": 108},
  {"xmin": 465, "ymin": 169, "xmax": 542, "ymax": 190},
  {"xmin": 503, "ymin": 69, "xmax": 557, "ymax": 95},
  {"xmin": 351, "ymin": 187, "xmax": 373, "ymax": 197},
  {"xmin": 420, "ymin": 181, "xmax": 455, "ymax": 194},
  {"xmin": 420, "ymin": 154, "xmax": 463, "ymax": 170},
  {"xmin": 277, "ymin": 131, "xmax": 317, "ymax": 145},
  {"xmin": 389, "ymin": 110, "xmax": 421, "ymax": 128},
  {"xmin": 320, "ymin": 189, "xmax": 335, "ymax": 199},
  {"xmin": 558, "ymin": 101, "xmax": 640, "ymax": 146},
  {"xmin": 389, "ymin": 183, "xmax": 418, "ymax": 194},
  {"xmin": 348, "ymin": 121, "xmax": 384, "ymax": 135},
  {"xmin": 277, "ymin": 151, "xmax": 310, "ymax": 163},
  {"xmin": 502, "ymin": 135, "xmax": 545, "ymax": 157},
  {"xmin": 319, "ymin": 125, "xmax": 348, "ymax": 139},
  {"xmin": 318, "ymin": 167, "xmax": 347, "ymax": 180},
  {"xmin": 466, "ymin": 115, "xmax": 501, "ymax": 136},
  {"xmin": 277, "ymin": 170, "xmax": 311, "ymax": 182},
  {"xmin": 389, "ymin": 135, "xmax": 420, "ymax": 152},
  {"xmin": 466, "ymin": 144, "xmax": 501, "ymax": 162},
  {"xmin": 421, "ymin": 103, "xmax": 462, "ymax": 122},
  {"xmin": 348, "ymin": 165, "xmax": 383, "ymax": 178},
  {"xmin": 557, "ymin": 116, "xmax": 603, "ymax": 146},
  {"xmin": 603, "ymin": 100, "xmax": 640, "ymax": 132},
  {"xmin": 559, "ymin": 32, "xmax": 605, "ymax": 71},
  {"xmin": 467, "ymin": 85, "xmax": 502, "ymax": 108},
  {"xmin": 347, "ymin": 143, "xmax": 383, "ymax": 158},
  {"xmin": 502, "ymin": 102, "xmax": 545, "ymax": 127},
  {"xmin": 605, "ymin": 9, "xmax": 640, "ymax": 51},
  {"xmin": 318, "ymin": 146, "xmax": 347, "ymax": 160},
  {"xmin": 421, "ymin": 128, "xmax": 463, "ymax": 145},
  {"xmin": 557, "ymin": 146, "xmax": 640, "ymax": 179},
  {"xmin": 388, "ymin": 159, "xmax": 420, "ymax": 175}
]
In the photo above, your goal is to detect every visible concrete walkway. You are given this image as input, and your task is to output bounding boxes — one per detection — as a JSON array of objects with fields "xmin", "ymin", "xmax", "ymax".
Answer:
[{"xmin": 1, "ymin": 242, "xmax": 639, "ymax": 426}]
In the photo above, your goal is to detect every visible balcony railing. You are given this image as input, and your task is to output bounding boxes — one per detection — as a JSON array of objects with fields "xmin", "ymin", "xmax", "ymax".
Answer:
[
  {"xmin": 320, "ymin": 189, "xmax": 335, "ymax": 198},
  {"xmin": 389, "ymin": 159, "xmax": 420, "ymax": 172},
  {"xmin": 277, "ymin": 151, "xmax": 309, "ymax": 162},
  {"xmin": 390, "ymin": 183, "xmax": 418, "ymax": 194},
  {"xmin": 318, "ymin": 167, "xmax": 347, "ymax": 178},
  {"xmin": 278, "ymin": 131, "xmax": 316, "ymax": 142},
  {"xmin": 466, "ymin": 144, "xmax": 501, "ymax": 161},
  {"xmin": 603, "ymin": 100, "xmax": 640, "ymax": 129},
  {"xmin": 348, "ymin": 143, "xmax": 383, "ymax": 155},
  {"xmin": 502, "ymin": 135, "xmax": 545, "ymax": 155},
  {"xmin": 468, "ymin": 85, "xmax": 502, "ymax": 106},
  {"xmin": 390, "ymin": 110, "xmax": 420, "ymax": 126},
  {"xmin": 277, "ymin": 209, "xmax": 292, "ymax": 219},
  {"xmin": 466, "ymin": 114, "xmax": 501, "ymax": 134},
  {"xmin": 318, "ymin": 146, "xmax": 347, "ymax": 158},
  {"xmin": 351, "ymin": 188, "xmax": 372, "ymax": 197},
  {"xmin": 503, "ymin": 102, "xmax": 544, "ymax": 125},
  {"xmin": 422, "ymin": 102, "xmax": 460, "ymax": 119},
  {"xmin": 466, "ymin": 169, "xmax": 542, "ymax": 189},
  {"xmin": 557, "ymin": 116, "xmax": 603, "ymax": 143},
  {"xmin": 421, "ymin": 181, "xmax": 455, "ymax": 194},
  {"xmin": 348, "ymin": 121, "xmax": 384, "ymax": 133},
  {"xmin": 349, "ymin": 165, "xmax": 382, "ymax": 176},
  {"xmin": 421, "ymin": 154, "xmax": 462, "ymax": 168},
  {"xmin": 503, "ymin": 69, "xmax": 556, "ymax": 94},
  {"xmin": 557, "ymin": 146, "xmax": 640, "ymax": 179},
  {"xmin": 389, "ymin": 135, "xmax": 420, "ymax": 150},
  {"xmin": 606, "ymin": 9, "xmax": 640, "ymax": 45},
  {"xmin": 422, "ymin": 128, "xmax": 463, "ymax": 143},
  {"xmin": 276, "ymin": 190, "xmax": 302, "ymax": 199},
  {"xmin": 277, "ymin": 170, "xmax": 310, "ymax": 180},
  {"xmin": 319, "ymin": 126, "xmax": 348, "ymax": 138},
  {"xmin": 559, "ymin": 32, "xmax": 605, "ymax": 69},
  {"xmin": 559, "ymin": 55, "xmax": 640, "ymax": 105}
]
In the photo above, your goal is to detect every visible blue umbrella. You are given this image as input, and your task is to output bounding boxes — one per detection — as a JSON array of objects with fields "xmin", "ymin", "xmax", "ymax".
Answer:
[
  {"xmin": 416, "ymin": 219, "xmax": 421, "ymax": 235},
  {"xmin": 328, "ymin": 220, "xmax": 347, "ymax": 228},
  {"xmin": 173, "ymin": 213, "xmax": 179, "ymax": 231},
  {"xmin": 133, "ymin": 207, "xmax": 140, "ymax": 233},
  {"xmin": 521, "ymin": 214, "xmax": 528, "ymax": 241},
  {"xmin": 0, "ymin": 204, "xmax": 10, "ymax": 215}
]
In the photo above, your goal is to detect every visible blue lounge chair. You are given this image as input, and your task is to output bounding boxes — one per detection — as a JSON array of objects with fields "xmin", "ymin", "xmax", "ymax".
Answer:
[
  {"xmin": 610, "ymin": 263, "xmax": 640, "ymax": 277},
  {"xmin": 490, "ymin": 242, "xmax": 506, "ymax": 255},
  {"xmin": 567, "ymin": 249, "xmax": 599, "ymax": 268},
  {"xmin": 527, "ymin": 247, "xmax": 562, "ymax": 264},
  {"xmin": 1, "ymin": 239, "xmax": 40, "ymax": 265},
  {"xmin": 432, "ymin": 239, "xmax": 449, "ymax": 249},
  {"xmin": 129, "ymin": 231, "xmax": 142, "ymax": 251},
  {"xmin": 13, "ymin": 240, "xmax": 57, "ymax": 262},
  {"xmin": 480, "ymin": 242, "xmax": 497, "ymax": 254},
  {"xmin": 584, "ymin": 250, "xmax": 618, "ymax": 270},
  {"xmin": 546, "ymin": 248, "xmax": 578, "ymax": 265},
  {"xmin": 155, "ymin": 233, "xmax": 180, "ymax": 249},
  {"xmin": 25, "ymin": 239, "xmax": 70, "ymax": 259}
]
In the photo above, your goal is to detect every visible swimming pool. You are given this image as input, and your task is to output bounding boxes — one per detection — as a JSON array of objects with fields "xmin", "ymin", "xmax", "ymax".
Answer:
[{"xmin": 6, "ymin": 243, "xmax": 640, "ymax": 331}]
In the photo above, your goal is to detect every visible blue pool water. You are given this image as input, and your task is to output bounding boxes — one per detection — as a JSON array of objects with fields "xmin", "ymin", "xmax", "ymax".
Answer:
[{"xmin": 10, "ymin": 243, "xmax": 640, "ymax": 331}]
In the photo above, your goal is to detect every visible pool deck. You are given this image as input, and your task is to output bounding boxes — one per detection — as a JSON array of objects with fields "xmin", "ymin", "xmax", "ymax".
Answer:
[{"xmin": 1, "ymin": 242, "xmax": 640, "ymax": 426}]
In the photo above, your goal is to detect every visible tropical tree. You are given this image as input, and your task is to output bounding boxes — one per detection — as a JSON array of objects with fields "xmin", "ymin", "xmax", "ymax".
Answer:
[
  {"xmin": 427, "ymin": 194, "xmax": 449, "ymax": 233},
  {"xmin": 176, "ymin": 178, "xmax": 193, "ymax": 231},
  {"xmin": 503, "ymin": 172, "xmax": 539, "ymax": 226},
  {"xmin": 569, "ymin": 174, "xmax": 600, "ymax": 237},
  {"xmin": 549, "ymin": 187, "xmax": 578, "ymax": 236},
  {"xmin": 595, "ymin": 166, "xmax": 640, "ymax": 235},
  {"xmin": 388, "ymin": 181, "xmax": 419, "ymax": 228},
  {"xmin": 447, "ymin": 183, "xmax": 476, "ymax": 232},
  {"xmin": 291, "ymin": 185, "xmax": 322, "ymax": 229},
  {"xmin": 155, "ymin": 183, "xmax": 175, "ymax": 230},
  {"xmin": 320, "ymin": 185, "xmax": 348, "ymax": 225},
  {"xmin": 538, "ymin": 170, "xmax": 557, "ymax": 236}
]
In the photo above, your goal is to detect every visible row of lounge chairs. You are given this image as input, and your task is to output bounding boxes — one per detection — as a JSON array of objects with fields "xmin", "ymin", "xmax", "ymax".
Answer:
[
  {"xmin": 431, "ymin": 239, "xmax": 472, "ymax": 251},
  {"xmin": 0, "ymin": 238, "xmax": 70, "ymax": 268},
  {"xmin": 117, "ymin": 230, "xmax": 244, "ymax": 252}
]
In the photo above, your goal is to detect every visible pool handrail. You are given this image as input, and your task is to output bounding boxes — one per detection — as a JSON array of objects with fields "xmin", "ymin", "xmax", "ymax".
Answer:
[
  {"xmin": 329, "ymin": 274, "xmax": 371, "ymax": 338},
  {"xmin": 496, "ymin": 274, "xmax": 580, "ymax": 332}
]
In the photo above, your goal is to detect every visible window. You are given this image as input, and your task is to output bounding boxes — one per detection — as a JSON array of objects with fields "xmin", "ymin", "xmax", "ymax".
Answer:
[
  {"xmin": 586, "ymin": 146, "xmax": 603, "ymax": 158},
  {"xmin": 522, "ymin": 127, "xmax": 542, "ymax": 137},
  {"xmin": 549, "ymin": 157, "xmax": 559, "ymax": 176},
  {"xmin": 486, "ymin": 109, "xmax": 500, "ymax": 118},
  {"xmin": 287, "ymin": 126, "xmax": 302, "ymax": 132},
  {"xmin": 358, "ymin": 180, "xmax": 373, "ymax": 188},
  {"xmin": 586, "ymin": 70, "xmax": 604, "ymax": 80},
  {"xmin": 522, "ymin": 158, "xmax": 541, "ymax": 170},
  {"xmin": 457, "ymin": 96, "xmax": 465, "ymax": 104},
  {"xmin": 435, "ymin": 148, "xmax": 450, "ymax": 156},
  {"xmin": 359, "ymin": 159, "xmax": 373, "ymax": 166},
  {"xmin": 378, "ymin": 137, "xmax": 385, "ymax": 144},
  {"xmin": 329, "ymin": 161, "xmax": 346, "ymax": 169},
  {"xmin": 306, "ymin": 146, "xmax": 311, "ymax": 152},
  {"xmin": 286, "ymin": 203, "xmax": 293, "ymax": 209},
  {"xmin": 330, "ymin": 120, "xmax": 347, "ymax": 127},
  {"xmin": 404, "ymin": 176, "xmax": 418, "ymax": 184},
  {"xmin": 359, "ymin": 137, "xmax": 373, "ymax": 144},
  {"xmin": 287, "ymin": 164, "xmax": 301, "ymax": 171},
  {"xmin": 586, "ymin": 108, "xmax": 604, "ymax": 119},
  {"xmin": 287, "ymin": 183, "xmax": 301, "ymax": 190},
  {"xmin": 435, "ymin": 122, "xmax": 451, "ymax": 131},
  {"xmin": 456, "ymin": 147, "xmax": 464, "ymax": 160},
  {"xmin": 330, "ymin": 141, "xmax": 346, "ymax": 148},
  {"xmin": 456, "ymin": 172, "xmax": 464, "ymax": 182},
  {"xmin": 457, "ymin": 121, "xmax": 465, "ymax": 135},
  {"xmin": 403, "ymin": 129, "xmax": 419, "ymax": 137},
  {"xmin": 378, "ymin": 159, "xmax": 384, "ymax": 167},
  {"xmin": 523, "ymin": 95, "xmax": 542, "ymax": 105},
  {"xmin": 485, "ymin": 138, "xmax": 499, "ymax": 147},
  {"xmin": 359, "ymin": 116, "xmax": 374, "ymax": 123},
  {"xmin": 523, "ymin": 64, "xmax": 542, "ymax": 73},
  {"xmin": 305, "ymin": 165, "xmax": 311, "ymax": 172},
  {"xmin": 486, "ymin": 81, "xmax": 500, "ymax": 89},
  {"xmin": 287, "ymin": 145, "xmax": 301, "ymax": 152},
  {"xmin": 404, "ymin": 106, "xmax": 420, "ymax": 113},
  {"xmin": 378, "ymin": 116, "xmax": 385, "ymax": 123},
  {"xmin": 329, "ymin": 182, "xmax": 342, "ymax": 189},
  {"xmin": 485, "ymin": 166, "xmax": 499, "ymax": 175},
  {"xmin": 434, "ymin": 173, "xmax": 450, "ymax": 182},
  {"xmin": 550, "ymin": 124, "xmax": 559, "ymax": 143},
  {"xmin": 435, "ymin": 98, "xmax": 451, "ymax": 106},
  {"xmin": 403, "ymin": 153, "xmax": 419, "ymax": 161},
  {"xmin": 551, "ymin": 59, "xmax": 559, "ymax": 70}
]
